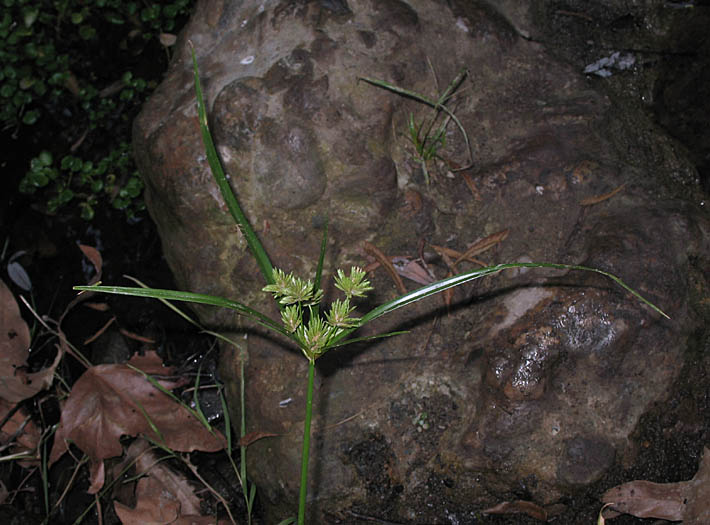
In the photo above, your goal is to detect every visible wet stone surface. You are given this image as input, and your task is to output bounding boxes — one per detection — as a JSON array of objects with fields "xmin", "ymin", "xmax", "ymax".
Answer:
[{"xmin": 133, "ymin": 0, "xmax": 709, "ymax": 522}]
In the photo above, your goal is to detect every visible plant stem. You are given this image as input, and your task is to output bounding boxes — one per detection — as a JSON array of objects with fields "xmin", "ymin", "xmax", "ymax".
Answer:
[
  {"xmin": 240, "ymin": 353, "xmax": 252, "ymax": 525},
  {"xmin": 298, "ymin": 359, "xmax": 316, "ymax": 525}
]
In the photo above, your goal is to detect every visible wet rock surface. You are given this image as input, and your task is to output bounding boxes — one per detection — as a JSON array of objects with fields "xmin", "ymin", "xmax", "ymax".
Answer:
[{"xmin": 133, "ymin": 0, "xmax": 709, "ymax": 522}]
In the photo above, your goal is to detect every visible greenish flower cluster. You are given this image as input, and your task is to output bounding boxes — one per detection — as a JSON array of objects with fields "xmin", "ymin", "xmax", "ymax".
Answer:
[{"xmin": 263, "ymin": 266, "xmax": 373, "ymax": 361}]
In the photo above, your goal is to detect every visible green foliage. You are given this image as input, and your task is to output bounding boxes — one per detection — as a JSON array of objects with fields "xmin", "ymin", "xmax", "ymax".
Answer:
[
  {"xmin": 19, "ymin": 143, "xmax": 145, "ymax": 221},
  {"xmin": 3, "ymin": 0, "xmax": 194, "ymax": 220},
  {"xmin": 360, "ymin": 69, "xmax": 473, "ymax": 184}
]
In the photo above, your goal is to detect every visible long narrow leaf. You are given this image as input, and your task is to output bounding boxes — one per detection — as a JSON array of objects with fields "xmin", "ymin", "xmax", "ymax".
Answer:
[
  {"xmin": 329, "ymin": 262, "xmax": 668, "ymax": 346},
  {"xmin": 311, "ymin": 219, "xmax": 329, "ymax": 319},
  {"xmin": 359, "ymin": 75, "xmax": 473, "ymax": 171},
  {"xmin": 359, "ymin": 76, "xmax": 439, "ymax": 108},
  {"xmin": 326, "ymin": 330, "xmax": 409, "ymax": 350},
  {"xmin": 74, "ymin": 284, "xmax": 294, "ymax": 340},
  {"xmin": 314, "ymin": 219, "xmax": 328, "ymax": 293},
  {"xmin": 189, "ymin": 44, "xmax": 274, "ymax": 285},
  {"xmin": 436, "ymin": 68, "xmax": 468, "ymax": 106}
]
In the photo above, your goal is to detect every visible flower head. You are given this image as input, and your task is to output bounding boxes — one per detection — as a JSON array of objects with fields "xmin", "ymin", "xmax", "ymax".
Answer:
[
  {"xmin": 325, "ymin": 298, "xmax": 360, "ymax": 328},
  {"xmin": 334, "ymin": 266, "xmax": 373, "ymax": 299},
  {"xmin": 263, "ymin": 268, "xmax": 322, "ymax": 306},
  {"xmin": 281, "ymin": 304, "xmax": 301, "ymax": 332}
]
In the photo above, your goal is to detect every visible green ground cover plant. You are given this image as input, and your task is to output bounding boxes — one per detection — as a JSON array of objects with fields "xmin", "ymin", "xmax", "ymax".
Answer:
[
  {"xmin": 359, "ymin": 68, "xmax": 473, "ymax": 184},
  {"xmin": 2, "ymin": 0, "xmax": 194, "ymax": 220},
  {"xmin": 75, "ymin": 45, "xmax": 669, "ymax": 524}
]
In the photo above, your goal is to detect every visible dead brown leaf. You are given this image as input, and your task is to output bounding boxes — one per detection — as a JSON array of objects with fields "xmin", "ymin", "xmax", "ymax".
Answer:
[
  {"xmin": 390, "ymin": 257, "xmax": 434, "ymax": 285},
  {"xmin": 0, "ymin": 280, "xmax": 62, "ymax": 403},
  {"xmin": 83, "ymin": 302, "xmax": 110, "ymax": 312},
  {"xmin": 115, "ymin": 476, "xmax": 180, "ymax": 525},
  {"xmin": 483, "ymin": 500, "xmax": 549, "ymax": 521},
  {"xmin": 49, "ymin": 351, "xmax": 226, "ymax": 493},
  {"xmin": 114, "ymin": 439, "xmax": 204, "ymax": 525},
  {"xmin": 159, "ymin": 33, "xmax": 177, "ymax": 47},
  {"xmin": 602, "ymin": 447, "xmax": 710, "ymax": 524},
  {"xmin": 237, "ymin": 430, "xmax": 279, "ymax": 447},
  {"xmin": 78, "ymin": 244, "xmax": 102, "ymax": 284}
]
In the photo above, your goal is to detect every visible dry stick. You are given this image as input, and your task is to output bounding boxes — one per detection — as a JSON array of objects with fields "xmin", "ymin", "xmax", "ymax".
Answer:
[
  {"xmin": 95, "ymin": 493, "xmax": 103, "ymax": 525},
  {"xmin": 83, "ymin": 316, "xmax": 115, "ymax": 344},
  {"xmin": 7, "ymin": 466, "xmax": 38, "ymax": 505},
  {"xmin": 453, "ymin": 229, "xmax": 509, "ymax": 266},
  {"xmin": 52, "ymin": 455, "xmax": 89, "ymax": 512},
  {"xmin": 429, "ymin": 244, "xmax": 487, "ymax": 267},
  {"xmin": 460, "ymin": 171, "xmax": 482, "ymax": 201},
  {"xmin": 580, "ymin": 184, "xmax": 626, "ymax": 206},
  {"xmin": 363, "ymin": 241, "xmax": 407, "ymax": 295},
  {"xmin": 437, "ymin": 250, "xmax": 456, "ymax": 308},
  {"xmin": 182, "ymin": 454, "xmax": 237, "ymax": 525},
  {"xmin": 19, "ymin": 296, "xmax": 92, "ymax": 369}
]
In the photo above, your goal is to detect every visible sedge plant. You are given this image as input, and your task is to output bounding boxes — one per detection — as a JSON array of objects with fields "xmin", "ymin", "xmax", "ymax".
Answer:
[
  {"xmin": 74, "ymin": 44, "xmax": 669, "ymax": 524},
  {"xmin": 359, "ymin": 68, "xmax": 473, "ymax": 184}
]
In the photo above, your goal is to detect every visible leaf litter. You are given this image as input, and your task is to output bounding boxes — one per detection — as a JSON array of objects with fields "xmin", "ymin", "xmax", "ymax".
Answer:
[
  {"xmin": 601, "ymin": 447, "xmax": 710, "ymax": 524},
  {"xmin": 0, "ymin": 279, "xmax": 62, "ymax": 403},
  {"xmin": 49, "ymin": 349, "xmax": 226, "ymax": 493},
  {"xmin": 114, "ymin": 439, "xmax": 230, "ymax": 525}
]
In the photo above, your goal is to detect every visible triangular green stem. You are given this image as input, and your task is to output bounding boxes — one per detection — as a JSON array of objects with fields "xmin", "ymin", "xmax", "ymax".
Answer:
[{"xmin": 298, "ymin": 359, "xmax": 316, "ymax": 525}]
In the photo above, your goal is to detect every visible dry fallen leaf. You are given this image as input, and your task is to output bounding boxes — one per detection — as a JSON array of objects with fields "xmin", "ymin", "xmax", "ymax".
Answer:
[
  {"xmin": 115, "ymin": 476, "xmax": 180, "ymax": 525},
  {"xmin": 237, "ymin": 430, "xmax": 279, "ymax": 447},
  {"xmin": 49, "ymin": 351, "xmax": 226, "ymax": 493},
  {"xmin": 78, "ymin": 244, "xmax": 102, "ymax": 284},
  {"xmin": 115, "ymin": 440, "xmax": 230, "ymax": 525},
  {"xmin": 0, "ymin": 279, "xmax": 62, "ymax": 403},
  {"xmin": 159, "ymin": 33, "xmax": 177, "ymax": 47},
  {"xmin": 602, "ymin": 447, "xmax": 710, "ymax": 524},
  {"xmin": 391, "ymin": 256, "xmax": 434, "ymax": 285},
  {"xmin": 482, "ymin": 499, "xmax": 549, "ymax": 521}
]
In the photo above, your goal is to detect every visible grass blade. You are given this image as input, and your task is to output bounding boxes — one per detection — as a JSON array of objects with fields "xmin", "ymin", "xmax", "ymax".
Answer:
[
  {"xmin": 359, "ymin": 76, "xmax": 439, "ymax": 108},
  {"xmin": 74, "ymin": 284, "xmax": 294, "ymax": 340},
  {"xmin": 311, "ymin": 219, "xmax": 329, "ymax": 318},
  {"xmin": 189, "ymin": 43, "xmax": 274, "ymax": 285},
  {"xmin": 330, "ymin": 262, "xmax": 668, "ymax": 346},
  {"xmin": 359, "ymin": 74, "xmax": 473, "ymax": 172}
]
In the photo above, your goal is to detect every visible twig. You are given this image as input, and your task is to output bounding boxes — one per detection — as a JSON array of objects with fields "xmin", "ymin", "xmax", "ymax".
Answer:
[
  {"xmin": 429, "ymin": 244, "xmax": 487, "ymax": 267},
  {"xmin": 182, "ymin": 454, "xmax": 237, "ymax": 525},
  {"xmin": 580, "ymin": 184, "xmax": 625, "ymax": 206},
  {"xmin": 363, "ymin": 242, "xmax": 407, "ymax": 294},
  {"xmin": 83, "ymin": 316, "xmax": 115, "ymax": 344},
  {"xmin": 453, "ymin": 229, "xmax": 509, "ymax": 266},
  {"xmin": 19, "ymin": 296, "xmax": 91, "ymax": 369},
  {"xmin": 53, "ymin": 454, "xmax": 89, "ymax": 512}
]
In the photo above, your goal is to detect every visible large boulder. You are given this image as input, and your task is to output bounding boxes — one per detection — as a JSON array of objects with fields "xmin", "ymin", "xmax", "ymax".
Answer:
[{"xmin": 133, "ymin": 0, "xmax": 708, "ymax": 522}]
